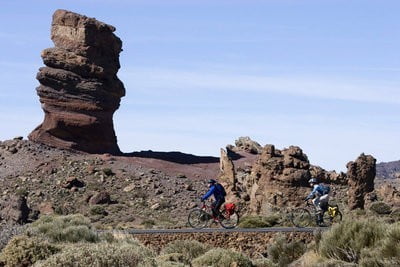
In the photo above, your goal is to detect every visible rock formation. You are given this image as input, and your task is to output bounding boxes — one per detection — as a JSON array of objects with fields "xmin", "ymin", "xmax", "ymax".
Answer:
[
  {"xmin": 347, "ymin": 153, "xmax": 376, "ymax": 210},
  {"xmin": 309, "ymin": 165, "xmax": 347, "ymax": 185},
  {"xmin": 232, "ymin": 136, "xmax": 262, "ymax": 154},
  {"xmin": 245, "ymin": 145, "xmax": 311, "ymax": 213},
  {"xmin": 29, "ymin": 9, "xmax": 125, "ymax": 154},
  {"xmin": 219, "ymin": 148, "xmax": 237, "ymax": 189}
]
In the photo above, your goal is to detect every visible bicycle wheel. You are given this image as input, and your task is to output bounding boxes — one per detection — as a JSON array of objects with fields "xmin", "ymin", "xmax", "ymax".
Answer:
[
  {"xmin": 323, "ymin": 210, "xmax": 342, "ymax": 227},
  {"xmin": 188, "ymin": 208, "xmax": 210, "ymax": 229},
  {"xmin": 220, "ymin": 211, "xmax": 239, "ymax": 229},
  {"xmin": 290, "ymin": 208, "xmax": 312, "ymax": 227}
]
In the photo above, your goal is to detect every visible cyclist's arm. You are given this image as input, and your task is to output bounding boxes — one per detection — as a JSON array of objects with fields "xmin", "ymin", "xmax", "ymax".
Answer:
[
  {"xmin": 201, "ymin": 186, "xmax": 215, "ymax": 201},
  {"xmin": 306, "ymin": 186, "xmax": 317, "ymax": 200}
]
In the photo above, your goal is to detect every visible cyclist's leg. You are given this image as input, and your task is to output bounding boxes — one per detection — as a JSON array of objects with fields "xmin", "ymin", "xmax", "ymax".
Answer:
[
  {"xmin": 320, "ymin": 194, "xmax": 329, "ymax": 211},
  {"xmin": 212, "ymin": 198, "xmax": 225, "ymax": 219},
  {"xmin": 313, "ymin": 196, "xmax": 323, "ymax": 224}
]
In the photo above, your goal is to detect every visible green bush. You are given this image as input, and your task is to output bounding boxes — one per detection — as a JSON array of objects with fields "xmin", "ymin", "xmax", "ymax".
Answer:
[
  {"xmin": 161, "ymin": 240, "xmax": 210, "ymax": 263},
  {"xmin": 90, "ymin": 205, "xmax": 108, "ymax": 216},
  {"xmin": 267, "ymin": 237, "xmax": 306, "ymax": 267},
  {"xmin": 192, "ymin": 248, "xmax": 253, "ymax": 267},
  {"xmin": 318, "ymin": 219, "xmax": 385, "ymax": 263},
  {"xmin": 27, "ymin": 214, "xmax": 99, "ymax": 243},
  {"xmin": 34, "ymin": 241, "xmax": 156, "ymax": 267},
  {"xmin": 252, "ymin": 257, "xmax": 277, "ymax": 267},
  {"xmin": 0, "ymin": 224, "xmax": 26, "ymax": 252},
  {"xmin": 156, "ymin": 253, "xmax": 187, "ymax": 266},
  {"xmin": 238, "ymin": 214, "xmax": 280, "ymax": 228},
  {"xmin": 369, "ymin": 202, "xmax": 392, "ymax": 215},
  {"xmin": 0, "ymin": 235, "xmax": 59, "ymax": 266}
]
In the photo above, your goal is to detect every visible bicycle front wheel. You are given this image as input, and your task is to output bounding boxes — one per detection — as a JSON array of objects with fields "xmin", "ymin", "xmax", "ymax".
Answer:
[
  {"xmin": 188, "ymin": 208, "xmax": 210, "ymax": 229},
  {"xmin": 290, "ymin": 208, "xmax": 312, "ymax": 227},
  {"xmin": 220, "ymin": 211, "xmax": 239, "ymax": 229}
]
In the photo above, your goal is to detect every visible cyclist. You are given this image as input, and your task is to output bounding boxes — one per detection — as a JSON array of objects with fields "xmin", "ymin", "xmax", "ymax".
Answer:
[
  {"xmin": 305, "ymin": 178, "xmax": 330, "ymax": 225},
  {"xmin": 201, "ymin": 179, "xmax": 226, "ymax": 220}
]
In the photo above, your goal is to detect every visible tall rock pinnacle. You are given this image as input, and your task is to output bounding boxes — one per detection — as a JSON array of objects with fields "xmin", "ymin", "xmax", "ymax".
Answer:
[{"xmin": 29, "ymin": 10, "xmax": 125, "ymax": 154}]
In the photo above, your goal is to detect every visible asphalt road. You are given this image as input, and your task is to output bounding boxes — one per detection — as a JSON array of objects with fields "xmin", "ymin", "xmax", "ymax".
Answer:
[{"xmin": 102, "ymin": 227, "xmax": 321, "ymax": 235}]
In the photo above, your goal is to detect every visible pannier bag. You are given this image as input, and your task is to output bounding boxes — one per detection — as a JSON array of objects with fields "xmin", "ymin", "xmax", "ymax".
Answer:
[{"xmin": 224, "ymin": 203, "xmax": 236, "ymax": 215}]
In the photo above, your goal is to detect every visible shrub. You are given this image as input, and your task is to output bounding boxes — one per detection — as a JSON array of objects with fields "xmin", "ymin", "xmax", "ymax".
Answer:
[
  {"xmin": 369, "ymin": 202, "xmax": 392, "ymax": 215},
  {"xmin": 34, "ymin": 241, "xmax": 156, "ymax": 267},
  {"xmin": 90, "ymin": 205, "xmax": 108, "ymax": 216},
  {"xmin": 192, "ymin": 248, "xmax": 253, "ymax": 267},
  {"xmin": 161, "ymin": 240, "xmax": 210, "ymax": 263},
  {"xmin": 267, "ymin": 237, "xmax": 306, "ymax": 267},
  {"xmin": 156, "ymin": 253, "xmax": 187, "ymax": 266},
  {"xmin": 0, "ymin": 224, "xmax": 26, "ymax": 252},
  {"xmin": 238, "ymin": 214, "xmax": 280, "ymax": 228},
  {"xmin": 27, "ymin": 214, "xmax": 99, "ymax": 243},
  {"xmin": 252, "ymin": 257, "xmax": 277, "ymax": 267},
  {"xmin": 0, "ymin": 235, "xmax": 59, "ymax": 266},
  {"xmin": 318, "ymin": 219, "xmax": 385, "ymax": 263}
]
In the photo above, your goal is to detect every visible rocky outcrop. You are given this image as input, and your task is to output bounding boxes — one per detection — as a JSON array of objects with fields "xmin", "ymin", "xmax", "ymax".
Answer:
[
  {"xmin": 375, "ymin": 183, "xmax": 400, "ymax": 206},
  {"xmin": 309, "ymin": 165, "xmax": 347, "ymax": 185},
  {"xmin": 233, "ymin": 136, "xmax": 262, "ymax": 154},
  {"xmin": 219, "ymin": 148, "xmax": 237, "ymax": 189},
  {"xmin": 29, "ymin": 9, "xmax": 125, "ymax": 154},
  {"xmin": 0, "ymin": 195, "xmax": 30, "ymax": 224},
  {"xmin": 246, "ymin": 145, "xmax": 311, "ymax": 213},
  {"xmin": 347, "ymin": 153, "xmax": 376, "ymax": 210}
]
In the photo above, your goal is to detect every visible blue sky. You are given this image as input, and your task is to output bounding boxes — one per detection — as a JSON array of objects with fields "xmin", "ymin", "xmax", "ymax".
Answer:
[{"xmin": 0, "ymin": 0, "xmax": 399, "ymax": 171}]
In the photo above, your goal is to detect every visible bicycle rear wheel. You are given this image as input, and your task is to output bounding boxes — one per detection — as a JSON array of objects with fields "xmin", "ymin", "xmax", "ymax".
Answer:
[
  {"xmin": 188, "ymin": 208, "xmax": 210, "ymax": 229},
  {"xmin": 323, "ymin": 210, "xmax": 342, "ymax": 227},
  {"xmin": 220, "ymin": 211, "xmax": 239, "ymax": 229},
  {"xmin": 290, "ymin": 208, "xmax": 312, "ymax": 227}
]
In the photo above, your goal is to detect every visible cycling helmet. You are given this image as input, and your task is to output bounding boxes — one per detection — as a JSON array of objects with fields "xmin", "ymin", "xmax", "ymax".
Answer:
[
  {"xmin": 308, "ymin": 178, "xmax": 318, "ymax": 184},
  {"xmin": 208, "ymin": 179, "xmax": 217, "ymax": 184}
]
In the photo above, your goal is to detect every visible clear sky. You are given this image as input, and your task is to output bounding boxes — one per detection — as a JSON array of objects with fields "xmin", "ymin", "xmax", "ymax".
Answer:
[{"xmin": 0, "ymin": 0, "xmax": 399, "ymax": 171}]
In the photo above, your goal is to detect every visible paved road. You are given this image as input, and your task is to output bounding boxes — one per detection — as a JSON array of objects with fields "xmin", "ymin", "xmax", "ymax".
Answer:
[{"xmin": 101, "ymin": 227, "xmax": 321, "ymax": 235}]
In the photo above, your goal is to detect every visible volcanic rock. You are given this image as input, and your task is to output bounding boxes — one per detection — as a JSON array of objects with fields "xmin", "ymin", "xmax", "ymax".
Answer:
[
  {"xmin": 347, "ymin": 153, "xmax": 376, "ymax": 210},
  {"xmin": 89, "ymin": 191, "xmax": 112, "ymax": 205},
  {"xmin": 233, "ymin": 136, "xmax": 262, "ymax": 154},
  {"xmin": 219, "ymin": 148, "xmax": 237, "ymax": 188},
  {"xmin": 246, "ymin": 145, "xmax": 311, "ymax": 213},
  {"xmin": 0, "ymin": 195, "xmax": 30, "ymax": 224},
  {"xmin": 28, "ymin": 9, "xmax": 125, "ymax": 154}
]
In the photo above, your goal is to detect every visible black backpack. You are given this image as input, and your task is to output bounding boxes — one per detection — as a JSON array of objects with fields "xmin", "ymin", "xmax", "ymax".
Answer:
[
  {"xmin": 216, "ymin": 183, "xmax": 227, "ymax": 197},
  {"xmin": 321, "ymin": 184, "xmax": 330, "ymax": 195}
]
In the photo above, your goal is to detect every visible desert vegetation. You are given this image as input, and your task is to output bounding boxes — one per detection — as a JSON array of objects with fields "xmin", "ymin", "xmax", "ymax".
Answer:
[{"xmin": 2, "ymin": 213, "xmax": 398, "ymax": 267}]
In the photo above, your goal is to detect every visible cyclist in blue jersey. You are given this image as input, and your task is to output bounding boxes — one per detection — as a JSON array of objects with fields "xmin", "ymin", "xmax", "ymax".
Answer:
[
  {"xmin": 201, "ymin": 179, "xmax": 226, "ymax": 220},
  {"xmin": 305, "ymin": 178, "xmax": 330, "ymax": 225}
]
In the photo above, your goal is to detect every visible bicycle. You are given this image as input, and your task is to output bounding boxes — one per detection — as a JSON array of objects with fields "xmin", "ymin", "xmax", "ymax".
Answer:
[
  {"xmin": 187, "ymin": 201, "xmax": 239, "ymax": 229},
  {"xmin": 290, "ymin": 201, "xmax": 342, "ymax": 227}
]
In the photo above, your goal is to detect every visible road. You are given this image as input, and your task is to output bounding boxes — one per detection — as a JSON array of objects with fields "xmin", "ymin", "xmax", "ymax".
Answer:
[{"xmin": 101, "ymin": 227, "xmax": 322, "ymax": 235}]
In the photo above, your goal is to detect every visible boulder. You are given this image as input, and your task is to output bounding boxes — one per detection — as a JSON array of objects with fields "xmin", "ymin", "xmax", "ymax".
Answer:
[
  {"xmin": 28, "ymin": 9, "xmax": 125, "ymax": 154},
  {"xmin": 88, "ymin": 191, "xmax": 112, "ymax": 205},
  {"xmin": 0, "ymin": 195, "xmax": 30, "ymax": 224},
  {"xmin": 346, "ymin": 153, "xmax": 376, "ymax": 210}
]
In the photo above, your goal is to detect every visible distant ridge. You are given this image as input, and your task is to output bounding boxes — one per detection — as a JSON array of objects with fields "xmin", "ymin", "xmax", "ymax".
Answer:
[{"xmin": 376, "ymin": 160, "xmax": 400, "ymax": 179}]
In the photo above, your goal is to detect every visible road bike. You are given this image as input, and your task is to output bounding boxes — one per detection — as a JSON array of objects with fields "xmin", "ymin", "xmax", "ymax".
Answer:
[
  {"xmin": 290, "ymin": 201, "xmax": 342, "ymax": 227},
  {"xmin": 187, "ymin": 201, "xmax": 239, "ymax": 229}
]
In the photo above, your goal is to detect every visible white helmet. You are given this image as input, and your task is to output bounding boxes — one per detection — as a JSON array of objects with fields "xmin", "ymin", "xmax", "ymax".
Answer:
[{"xmin": 308, "ymin": 178, "xmax": 318, "ymax": 184}]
